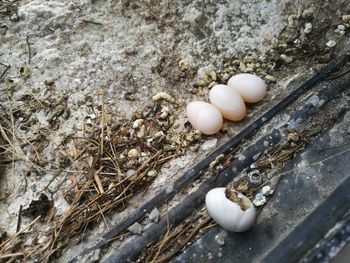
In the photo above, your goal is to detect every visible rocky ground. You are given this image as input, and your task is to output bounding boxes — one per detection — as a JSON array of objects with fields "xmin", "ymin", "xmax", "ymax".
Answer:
[{"xmin": 0, "ymin": 0, "xmax": 349, "ymax": 262}]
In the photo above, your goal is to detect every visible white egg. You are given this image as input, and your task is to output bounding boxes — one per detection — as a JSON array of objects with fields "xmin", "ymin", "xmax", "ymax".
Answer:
[
  {"xmin": 186, "ymin": 101, "xmax": 223, "ymax": 135},
  {"xmin": 205, "ymin": 187, "xmax": 256, "ymax": 232},
  {"xmin": 209, "ymin": 84, "xmax": 246, "ymax": 121},
  {"xmin": 227, "ymin": 73, "xmax": 266, "ymax": 103}
]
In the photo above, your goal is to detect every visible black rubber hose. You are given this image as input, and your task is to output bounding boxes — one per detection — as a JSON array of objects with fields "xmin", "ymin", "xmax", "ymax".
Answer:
[
  {"xmin": 101, "ymin": 65, "xmax": 350, "ymax": 263},
  {"xmin": 261, "ymin": 176, "xmax": 350, "ymax": 263}
]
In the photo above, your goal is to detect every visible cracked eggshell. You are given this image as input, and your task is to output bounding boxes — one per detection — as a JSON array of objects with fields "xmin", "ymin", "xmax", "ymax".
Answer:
[
  {"xmin": 209, "ymin": 84, "xmax": 246, "ymax": 121},
  {"xmin": 186, "ymin": 101, "xmax": 223, "ymax": 135},
  {"xmin": 227, "ymin": 73, "xmax": 266, "ymax": 103},
  {"xmin": 205, "ymin": 187, "xmax": 256, "ymax": 232}
]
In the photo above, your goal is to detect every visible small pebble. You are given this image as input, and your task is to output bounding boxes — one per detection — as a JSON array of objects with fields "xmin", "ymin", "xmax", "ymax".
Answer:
[
  {"xmin": 159, "ymin": 106, "xmax": 170, "ymax": 119},
  {"xmin": 128, "ymin": 149, "xmax": 139, "ymax": 158},
  {"xmin": 127, "ymin": 222, "xmax": 143, "ymax": 235},
  {"xmin": 342, "ymin": 15, "xmax": 350, "ymax": 23},
  {"xmin": 253, "ymin": 192, "xmax": 267, "ymax": 206},
  {"xmin": 208, "ymin": 81, "xmax": 217, "ymax": 89},
  {"xmin": 133, "ymin": 119, "xmax": 143, "ymax": 129},
  {"xmin": 337, "ymin": 24, "xmax": 346, "ymax": 31},
  {"xmin": 280, "ymin": 54, "xmax": 293, "ymax": 63},
  {"xmin": 152, "ymin": 92, "xmax": 174, "ymax": 103},
  {"xmin": 302, "ymin": 8, "xmax": 314, "ymax": 18},
  {"xmin": 264, "ymin": 75, "xmax": 276, "ymax": 82},
  {"xmin": 326, "ymin": 40, "xmax": 336, "ymax": 48},
  {"xmin": 304, "ymin": 23, "xmax": 312, "ymax": 34},
  {"xmin": 148, "ymin": 208, "xmax": 160, "ymax": 223},
  {"xmin": 239, "ymin": 62, "xmax": 246, "ymax": 72},
  {"xmin": 287, "ymin": 132, "xmax": 299, "ymax": 142},
  {"xmin": 215, "ymin": 234, "xmax": 225, "ymax": 246},
  {"xmin": 261, "ymin": 185, "xmax": 274, "ymax": 196},
  {"xmin": 244, "ymin": 67, "xmax": 254, "ymax": 73},
  {"xmin": 126, "ymin": 169, "xmax": 136, "ymax": 178},
  {"xmin": 222, "ymin": 73, "xmax": 230, "ymax": 81},
  {"xmin": 147, "ymin": 170, "xmax": 157, "ymax": 177},
  {"xmin": 44, "ymin": 78, "xmax": 55, "ymax": 86}
]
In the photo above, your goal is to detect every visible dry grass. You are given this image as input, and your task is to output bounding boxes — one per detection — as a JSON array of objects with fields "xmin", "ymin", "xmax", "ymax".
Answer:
[
  {"xmin": 0, "ymin": 84, "xmax": 202, "ymax": 262},
  {"xmin": 138, "ymin": 210, "xmax": 213, "ymax": 263}
]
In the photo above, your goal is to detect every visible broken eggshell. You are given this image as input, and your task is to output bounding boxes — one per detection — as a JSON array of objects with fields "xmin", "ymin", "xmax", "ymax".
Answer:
[
  {"xmin": 205, "ymin": 187, "xmax": 256, "ymax": 232},
  {"xmin": 209, "ymin": 84, "xmax": 246, "ymax": 121},
  {"xmin": 227, "ymin": 73, "xmax": 266, "ymax": 103},
  {"xmin": 186, "ymin": 101, "xmax": 223, "ymax": 135}
]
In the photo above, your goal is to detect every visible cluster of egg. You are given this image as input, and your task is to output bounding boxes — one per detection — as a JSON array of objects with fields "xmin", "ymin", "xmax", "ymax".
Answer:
[{"xmin": 186, "ymin": 73, "xmax": 267, "ymax": 135}]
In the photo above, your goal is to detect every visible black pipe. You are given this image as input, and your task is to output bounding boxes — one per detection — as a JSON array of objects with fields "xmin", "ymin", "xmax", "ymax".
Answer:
[{"xmin": 261, "ymin": 176, "xmax": 350, "ymax": 263}]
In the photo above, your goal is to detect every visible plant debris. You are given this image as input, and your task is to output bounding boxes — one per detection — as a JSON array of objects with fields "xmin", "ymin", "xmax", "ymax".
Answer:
[
  {"xmin": 225, "ymin": 183, "xmax": 247, "ymax": 211},
  {"xmin": 137, "ymin": 211, "xmax": 212, "ymax": 263},
  {"xmin": 0, "ymin": 89, "xmax": 203, "ymax": 261}
]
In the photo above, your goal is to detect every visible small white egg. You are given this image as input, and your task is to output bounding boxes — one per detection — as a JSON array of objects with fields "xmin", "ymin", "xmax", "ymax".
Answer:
[
  {"xmin": 186, "ymin": 101, "xmax": 223, "ymax": 135},
  {"xmin": 227, "ymin": 73, "xmax": 266, "ymax": 103},
  {"xmin": 205, "ymin": 187, "xmax": 256, "ymax": 232},
  {"xmin": 209, "ymin": 84, "xmax": 246, "ymax": 121}
]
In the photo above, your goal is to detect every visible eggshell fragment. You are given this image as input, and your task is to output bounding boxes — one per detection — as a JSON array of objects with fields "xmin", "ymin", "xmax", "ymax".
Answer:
[
  {"xmin": 227, "ymin": 73, "xmax": 266, "ymax": 103},
  {"xmin": 205, "ymin": 187, "xmax": 256, "ymax": 232},
  {"xmin": 186, "ymin": 101, "xmax": 223, "ymax": 135},
  {"xmin": 209, "ymin": 84, "xmax": 246, "ymax": 121}
]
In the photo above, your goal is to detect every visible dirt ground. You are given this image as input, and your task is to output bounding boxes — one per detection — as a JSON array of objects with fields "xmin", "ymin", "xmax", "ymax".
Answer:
[{"xmin": 0, "ymin": 0, "xmax": 349, "ymax": 262}]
